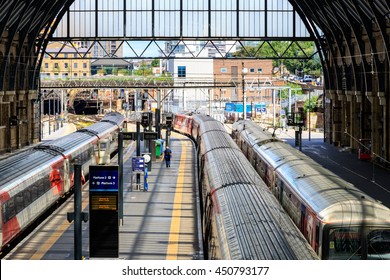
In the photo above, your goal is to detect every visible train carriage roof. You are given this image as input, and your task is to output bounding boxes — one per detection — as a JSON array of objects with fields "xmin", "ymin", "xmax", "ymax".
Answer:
[
  {"xmin": 233, "ymin": 120, "xmax": 277, "ymax": 146},
  {"xmin": 0, "ymin": 149, "xmax": 60, "ymax": 190},
  {"xmin": 203, "ymin": 146, "xmax": 318, "ymax": 259},
  {"xmin": 277, "ymin": 160, "xmax": 390, "ymax": 223}
]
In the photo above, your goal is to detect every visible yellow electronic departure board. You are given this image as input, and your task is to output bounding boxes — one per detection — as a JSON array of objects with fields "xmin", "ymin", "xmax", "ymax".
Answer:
[{"xmin": 91, "ymin": 195, "xmax": 117, "ymax": 210}]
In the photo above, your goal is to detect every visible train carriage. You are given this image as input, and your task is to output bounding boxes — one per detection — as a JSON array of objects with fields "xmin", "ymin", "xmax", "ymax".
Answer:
[
  {"xmin": 175, "ymin": 113, "xmax": 318, "ymax": 260},
  {"xmin": 233, "ymin": 119, "xmax": 390, "ymax": 259},
  {"xmin": 0, "ymin": 112, "xmax": 124, "ymax": 251}
]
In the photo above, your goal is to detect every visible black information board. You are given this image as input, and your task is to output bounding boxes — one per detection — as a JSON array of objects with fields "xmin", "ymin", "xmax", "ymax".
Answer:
[
  {"xmin": 143, "ymin": 131, "xmax": 158, "ymax": 140},
  {"xmin": 89, "ymin": 165, "xmax": 119, "ymax": 258},
  {"xmin": 122, "ymin": 131, "xmax": 136, "ymax": 140}
]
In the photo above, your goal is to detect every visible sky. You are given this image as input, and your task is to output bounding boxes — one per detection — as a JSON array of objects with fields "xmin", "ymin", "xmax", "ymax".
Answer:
[{"xmin": 53, "ymin": 0, "xmax": 311, "ymax": 41}]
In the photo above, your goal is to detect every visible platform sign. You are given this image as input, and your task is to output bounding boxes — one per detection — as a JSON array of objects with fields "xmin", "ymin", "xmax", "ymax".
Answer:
[
  {"xmin": 235, "ymin": 103, "xmax": 243, "ymax": 112},
  {"xmin": 143, "ymin": 131, "xmax": 158, "ymax": 140},
  {"xmin": 89, "ymin": 165, "xmax": 119, "ymax": 258},
  {"xmin": 89, "ymin": 165, "xmax": 119, "ymax": 192},
  {"xmin": 256, "ymin": 103, "xmax": 266, "ymax": 113},
  {"xmin": 132, "ymin": 156, "xmax": 145, "ymax": 172},
  {"xmin": 122, "ymin": 131, "xmax": 136, "ymax": 140},
  {"xmin": 225, "ymin": 102, "xmax": 235, "ymax": 112}
]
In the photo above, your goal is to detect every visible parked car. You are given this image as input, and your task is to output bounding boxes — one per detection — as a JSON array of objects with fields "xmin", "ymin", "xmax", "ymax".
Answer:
[{"xmin": 303, "ymin": 75, "xmax": 314, "ymax": 83}]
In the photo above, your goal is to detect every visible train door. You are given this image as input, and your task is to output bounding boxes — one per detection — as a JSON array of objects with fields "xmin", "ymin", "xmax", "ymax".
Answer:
[
  {"xmin": 300, "ymin": 204, "xmax": 306, "ymax": 234},
  {"xmin": 305, "ymin": 212, "xmax": 315, "ymax": 248},
  {"xmin": 314, "ymin": 221, "xmax": 320, "ymax": 254},
  {"xmin": 258, "ymin": 161, "xmax": 267, "ymax": 181},
  {"xmin": 97, "ymin": 139, "xmax": 111, "ymax": 165},
  {"xmin": 63, "ymin": 159, "xmax": 70, "ymax": 193},
  {"xmin": 274, "ymin": 175, "xmax": 284, "ymax": 202},
  {"xmin": 267, "ymin": 168, "xmax": 275, "ymax": 190}
]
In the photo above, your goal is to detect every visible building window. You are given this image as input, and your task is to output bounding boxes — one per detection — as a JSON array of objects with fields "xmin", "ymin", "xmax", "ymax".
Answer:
[
  {"xmin": 250, "ymin": 68, "xmax": 255, "ymax": 73},
  {"xmin": 74, "ymin": 63, "xmax": 78, "ymax": 69},
  {"xmin": 221, "ymin": 67, "xmax": 227, "ymax": 73},
  {"xmin": 44, "ymin": 63, "xmax": 49, "ymax": 69},
  {"xmin": 83, "ymin": 63, "xmax": 87, "ymax": 69},
  {"xmin": 74, "ymin": 54, "xmax": 77, "ymax": 58},
  {"xmin": 54, "ymin": 63, "xmax": 59, "ymax": 68},
  {"xmin": 74, "ymin": 73, "xmax": 78, "ymax": 77},
  {"xmin": 83, "ymin": 73, "xmax": 87, "ymax": 77},
  {"xmin": 257, "ymin": 68, "xmax": 263, "ymax": 73},
  {"xmin": 64, "ymin": 53, "xmax": 68, "ymax": 58},
  {"xmin": 178, "ymin": 66, "xmax": 186, "ymax": 77},
  {"xmin": 64, "ymin": 63, "xmax": 68, "ymax": 69}
]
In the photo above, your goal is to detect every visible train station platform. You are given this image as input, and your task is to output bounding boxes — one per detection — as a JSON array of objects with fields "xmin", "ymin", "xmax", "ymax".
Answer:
[
  {"xmin": 277, "ymin": 128, "xmax": 390, "ymax": 209},
  {"xmin": 3, "ymin": 130, "xmax": 202, "ymax": 260}
]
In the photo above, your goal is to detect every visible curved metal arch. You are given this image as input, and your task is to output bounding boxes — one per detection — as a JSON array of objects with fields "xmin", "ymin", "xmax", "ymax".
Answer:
[
  {"xmin": 1, "ymin": 0, "xmax": 62, "ymax": 91},
  {"xmin": 32, "ymin": 0, "xmax": 76, "ymax": 90},
  {"xmin": 0, "ymin": 1, "xmax": 31, "ymax": 90},
  {"xmin": 297, "ymin": 1, "xmax": 341, "ymax": 93},
  {"xmin": 289, "ymin": 0, "xmax": 331, "ymax": 90},
  {"xmin": 0, "ymin": 1, "xmax": 19, "ymax": 43},
  {"xmin": 19, "ymin": 1, "xmax": 67, "ymax": 89},
  {"xmin": 14, "ymin": 0, "xmax": 51, "ymax": 90},
  {"xmin": 317, "ymin": 1, "xmax": 348, "ymax": 94},
  {"xmin": 327, "ymin": 0, "xmax": 360, "ymax": 95},
  {"xmin": 336, "ymin": 0, "xmax": 371, "ymax": 95},
  {"xmin": 367, "ymin": 0, "xmax": 389, "ymax": 65},
  {"xmin": 27, "ymin": 0, "xmax": 74, "ymax": 91},
  {"xmin": 351, "ymin": 0, "xmax": 380, "ymax": 95}
]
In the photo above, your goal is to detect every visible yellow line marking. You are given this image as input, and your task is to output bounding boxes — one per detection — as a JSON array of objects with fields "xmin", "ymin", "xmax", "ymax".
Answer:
[
  {"xmin": 30, "ymin": 195, "xmax": 89, "ymax": 260},
  {"xmin": 166, "ymin": 140, "xmax": 187, "ymax": 260},
  {"xmin": 30, "ymin": 143, "xmax": 136, "ymax": 259}
]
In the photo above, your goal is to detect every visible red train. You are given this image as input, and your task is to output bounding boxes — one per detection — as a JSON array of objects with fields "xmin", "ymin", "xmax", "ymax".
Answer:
[{"xmin": 0, "ymin": 113, "xmax": 124, "ymax": 252}]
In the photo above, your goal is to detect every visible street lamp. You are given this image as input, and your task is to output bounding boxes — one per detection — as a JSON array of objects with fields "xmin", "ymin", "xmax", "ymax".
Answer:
[{"xmin": 242, "ymin": 62, "xmax": 248, "ymax": 120}]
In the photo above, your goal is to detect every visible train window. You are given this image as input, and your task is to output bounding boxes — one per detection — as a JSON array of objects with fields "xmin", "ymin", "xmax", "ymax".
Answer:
[
  {"xmin": 328, "ymin": 228, "xmax": 361, "ymax": 259},
  {"xmin": 38, "ymin": 181, "xmax": 45, "ymax": 196},
  {"xmin": 15, "ymin": 194, "xmax": 24, "ymax": 214},
  {"xmin": 23, "ymin": 189, "xmax": 32, "ymax": 207},
  {"xmin": 31, "ymin": 186, "xmax": 38, "ymax": 201},
  {"xmin": 4, "ymin": 197, "xmax": 16, "ymax": 222},
  {"xmin": 367, "ymin": 229, "xmax": 390, "ymax": 259}
]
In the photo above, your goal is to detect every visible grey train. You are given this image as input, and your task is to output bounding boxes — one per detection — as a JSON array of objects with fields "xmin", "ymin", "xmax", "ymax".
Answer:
[
  {"xmin": 232, "ymin": 119, "xmax": 390, "ymax": 260},
  {"xmin": 0, "ymin": 112, "xmax": 124, "ymax": 252},
  {"xmin": 174, "ymin": 113, "xmax": 318, "ymax": 260}
]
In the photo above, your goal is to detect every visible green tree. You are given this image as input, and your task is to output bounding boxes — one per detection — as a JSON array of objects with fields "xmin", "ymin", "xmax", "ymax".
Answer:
[
  {"xmin": 151, "ymin": 58, "xmax": 160, "ymax": 67},
  {"xmin": 304, "ymin": 95, "xmax": 319, "ymax": 114},
  {"xmin": 233, "ymin": 41, "xmax": 322, "ymax": 76},
  {"xmin": 134, "ymin": 61, "xmax": 152, "ymax": 76}
]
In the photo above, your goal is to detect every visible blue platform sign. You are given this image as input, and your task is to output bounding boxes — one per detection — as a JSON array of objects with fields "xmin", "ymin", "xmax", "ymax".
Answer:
[
  {"xmin": 89, "ymin": 165, "xmax": 119, "ymax": 192},
  {"xmin": 235, "ymin": 103, "xmax": 243, "ymax": 112},
  {"xmin": 132, "ymin": 156, "xmax": 145, "ymax": 172},
  {"xmin": 225, "ymin": 102, "xmax": 235, "ymax": 112},
  {"xmin": 255, "ymin": 103, "xmax": 266, "ymax": 113}
]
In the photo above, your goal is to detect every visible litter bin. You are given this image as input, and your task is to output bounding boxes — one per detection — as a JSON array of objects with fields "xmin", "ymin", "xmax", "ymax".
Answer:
[{"xmin": 155, "ymin": 139, "xmax": 165, "ymax": 157}]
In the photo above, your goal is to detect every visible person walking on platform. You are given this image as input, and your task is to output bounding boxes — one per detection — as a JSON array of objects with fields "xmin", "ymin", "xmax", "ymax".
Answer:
[{"xmin": 164, "ymin": 146, "xmax": 172, "ymax": 168}]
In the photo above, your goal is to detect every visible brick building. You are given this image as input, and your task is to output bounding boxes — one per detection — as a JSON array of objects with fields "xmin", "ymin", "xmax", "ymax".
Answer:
[
  {"xmin": 40, "ymin": 42, "xmax": 91, "ymax": 79},
  {"xmin": 213, "ymin": 59, "xmax": 274, "ymax": 103}
]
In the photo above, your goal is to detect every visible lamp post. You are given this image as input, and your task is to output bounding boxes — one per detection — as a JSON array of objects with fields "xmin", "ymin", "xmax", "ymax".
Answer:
[
  {"xmin": 308, "ymin": 89, "xmax": 312, "ymax": 141},
  {"xmin": 242, "ymin": 62, "xmax": 247, "ymax": 120}
]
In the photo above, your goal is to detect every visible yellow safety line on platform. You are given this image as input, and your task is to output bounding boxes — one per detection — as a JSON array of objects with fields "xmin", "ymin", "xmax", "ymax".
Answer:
[
  {"xmin": 30, "ymin": 196, "xmax": 89, "ymax": 260},
  {"xmin": 30, "ymin": 144, "xmax": 135, "ymax": 260},
  {"xmin": 166, "ymin": 140, "xmax": 187, "ymax": 260}
]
